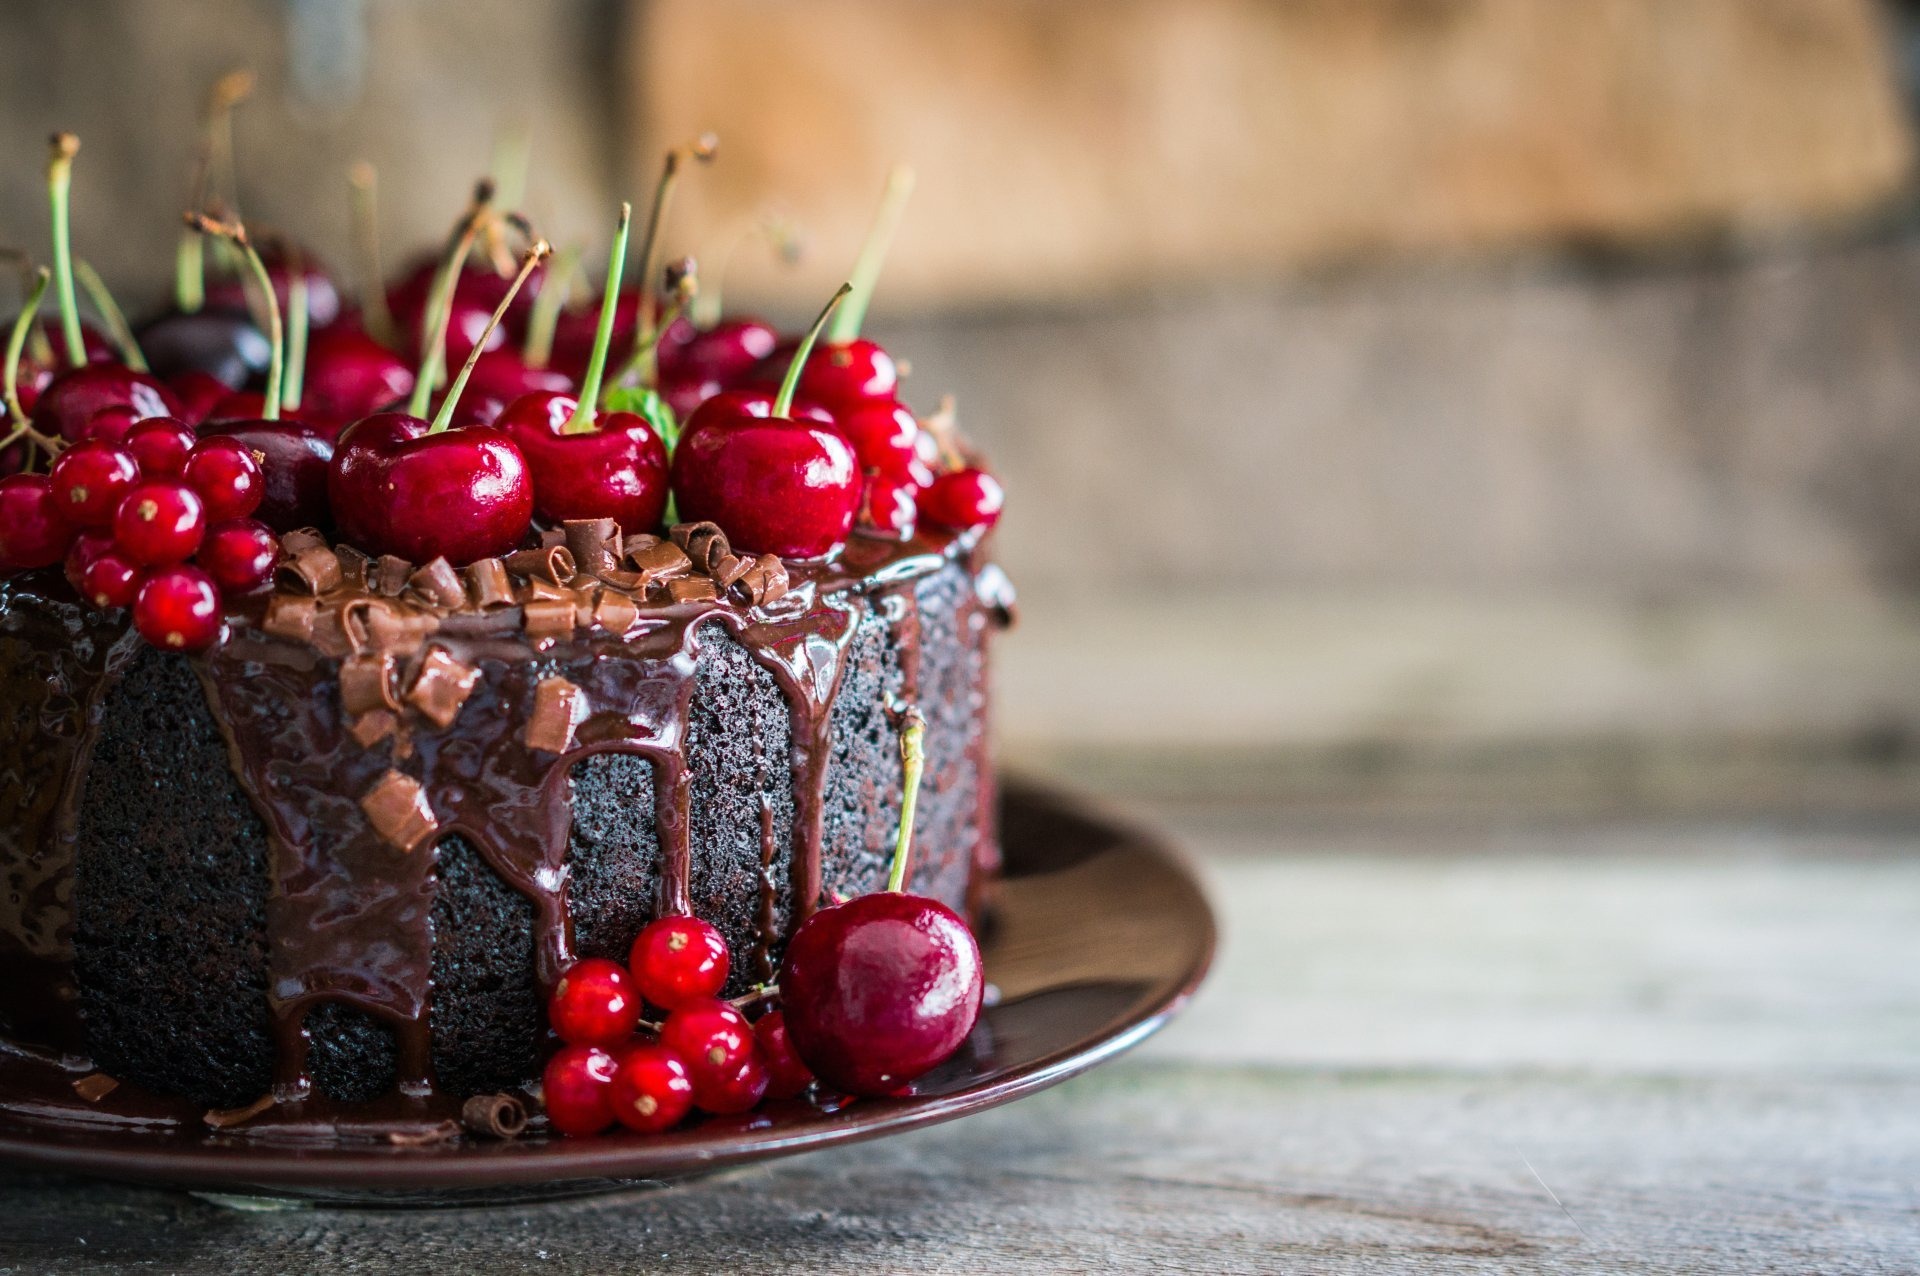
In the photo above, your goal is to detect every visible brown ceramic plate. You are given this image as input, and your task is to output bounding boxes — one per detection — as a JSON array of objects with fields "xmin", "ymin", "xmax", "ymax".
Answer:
[{"xmin": 0, "ymin": 782, "xmax": 1214, "ymax": 1205}]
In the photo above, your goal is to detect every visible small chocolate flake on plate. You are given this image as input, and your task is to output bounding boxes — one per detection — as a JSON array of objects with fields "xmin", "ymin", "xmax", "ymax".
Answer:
[
  {"xmin": 461, "ymin": 1093, "xmax": 530, "ymax": 1140},
  {"xmin": 204, "ymin": 1092, "xmax": 277, "ymax": 1130},
  {"xmin": 387, "ymin": 1120, "xmax": 463, "ymax": 1148},
  {"xmin": 71, "ymin": 1073, "xmax": 119, "ymax": 1102}
]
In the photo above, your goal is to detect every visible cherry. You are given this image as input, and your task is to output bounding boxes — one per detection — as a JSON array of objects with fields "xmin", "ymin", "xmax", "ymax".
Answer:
[
  {"xmin": 921, "ymin": 468, "xmax": 1004, "ymax": 533},
  {"xmin": 466, "ymin": 348, "xmax": 572, "ymax": 404},
  {"xmin": 856, "ymin": 467, "xmax": 918, "ymax": 540},
  {"xmin": 607, "ymin": 1042, "xmax": 695, "ymax": 1134},
  {"xmin": 195, "ymin": 517, "xmax": 277, "ymax": 592},
  {"xmin": 166, "ymin": 370, "xmax": 232, "ymax": 426},
  {"xmin": 549, "ymin": 291, "xmax": 638, "ymax": 381},
  {"xmin": 131, "ymin": 564, "xmax": 221, "ymax": 650},
  {"xmin": 47, "ymin": 439, "xmax": 138, "ymax": 529},
  {"xmin": 753, "ymin": 1010, "xmax": 815, "ymax": 1100},
  {"xmin": 182, "ymin": 436, "xmax": 264, "ymax": 522},
  {"xmin": 137, "ymin": 309, "xmax": 271, "ymax": 388},
  {"xmin": 837, "ymin": 400, "xmax": 926, "ymax": 480},
  {"xmin": 79, "ymin": 550, "xmax": 143, "ymax": 610},
  {"xmin": 670, "ymin": 287, "xmax": 862, "ymax": 559},
  {"xmin": 0, "ymin": 474, "xmax": 73, "ymax": 571},
  {"xmin": 113, "ymin": 480, "xmax": 206, "ymax": 566},
  {"xmin": 203, "ymin": 242, "xmax": 341, "ymax": 331},
  {"xmin": 629, "ymin": 913, "xmax": 730, "ymax": 1011},
  {"xmin": 658, "ymin": 366, "xmax": 724, "ymax": 421},
  {"xmin": 30, "ymin": 364, "xmax": 181, "ymax": 446},
  {"xmin": 692, "ymin": 1053, "xmax": 769, "ymax": 1115},
  {"xmin": 669, "ymin": 316, "xmax": 780, "ymax": 387},
  {"xmin": 301, "ymin": 326, "xmax": 414, "ymax": 428},
  {"xmin": 779, "ymin": 712, "xmax": 984, "ymax": 1096},
  {"xmin": 542, "ymin": 1043, "xmax": 618, "ymax": 1138},
  {"xmin": 63, "ymin": 527, "xmax": 113, "ymax": 593},
  {"xmin": 546, "ymin": 956, "xmax": 642, "ymax": 1047},
  {"xmin": 606, "ymin": 136, "xmax": 716, "ymax": 396},
  {"xmin": 660, "ymin": 999, "xmax": 755, "ymax": 1087}
]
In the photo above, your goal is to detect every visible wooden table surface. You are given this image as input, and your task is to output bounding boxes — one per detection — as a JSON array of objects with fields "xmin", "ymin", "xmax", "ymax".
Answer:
[{"xmin": 1, "ymin": 800, "xmax": 1915, "ymax": 1274}]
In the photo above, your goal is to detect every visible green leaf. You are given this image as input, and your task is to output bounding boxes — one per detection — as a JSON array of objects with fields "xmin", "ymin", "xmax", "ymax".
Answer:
[{"xmin": 602, "ymin": 385, "xmax": 679, "ymax": 457}]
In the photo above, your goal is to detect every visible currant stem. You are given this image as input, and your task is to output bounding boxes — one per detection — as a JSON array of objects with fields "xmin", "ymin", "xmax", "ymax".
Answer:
[
  {"xmin": 73, "ymin": 260, "xmax": 148, "ymax": 372},
  {"xmin": 827, "ymin": 165, "xmax": 914, "ymax": 344},
  {"xmin": 4, "ymin": 269, "xmax": 50, "ymax": 427},
  {"xmin": 45, "ymin": 134, "xmax": 86, "ymax": 371},
  {"xmin": 885, "ymin": 709, "xmax": 927, "ymax": 893},
  {"xmin": 407, "ymin": 182, "xmax": 496, "ymax": 418},
  {"xmin": 772, "ymin": 282, "xmax": 852, "ymax": 420},
  {"xmin": 185, "ymin": 212, "xmax": 283, "ymax": 421},
  {"xmin": 560, "ymin": 204, "xmax": 631, "ymax": 436},
  {"xmin": 520, "ymin": 240, "xmax": 580, "ymax": 369},
  {"xmin": 429, "ymin": 240, "xmax": 550, "ymax": 434},
  {"xmin": 348, "ymin": 162, "xmax": 398, "ymax": 350},
  {"xmin": 284, "ymin": 270, "xmax": 310, "ymax": 412}
]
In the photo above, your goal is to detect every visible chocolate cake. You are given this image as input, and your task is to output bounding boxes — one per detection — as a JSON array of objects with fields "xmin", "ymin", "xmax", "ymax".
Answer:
[{"xmin": 0, "ymin": 518, "xmax": 1013, "ymax": 1122}]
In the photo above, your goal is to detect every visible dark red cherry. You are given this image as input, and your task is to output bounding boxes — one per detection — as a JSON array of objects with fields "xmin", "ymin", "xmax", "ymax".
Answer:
[
  {"xmin": 0, "ymin": 474, "xmax": 74, "ymax": 572},
  {"xmin": 667, "ymin": 316, "xmax": 779, "ymax": 385},
  {"xmin": 542, "ymin": 1043, "xmax": 618, "ymax": 1137},
  {"xmin": 125, "ymin": 417, "xmax": 197, "ymax": 478},
  {"xmin": 196, "ymin": 518, "xmax": 277, "ymax": 593},
  {"xmin": 921, "ymin": 468, "xmax": 1004, "ymax": 532},
  {"xmin": 660, "ymin": 999, "xmax": 756, "ymax": 1088},
  {"xmin": 166, "ymin": 371, "xmax": 232, "ymax": 427},
  {"xmin": 779, "ymin": 890, "xmax": 984, "ymax": 1097},
  {"xmin": 628, "ymin": 915, "xmax": 730, "ymax": 1012},
  {"xmin": 183, "ymin": 437, "xmax": 265, "ymax": 522},
  {"xmin": 136, "ymin": 309, "xmax": 272, "ymax": 388},
  {"xmin": 198, "ymin": 418, "xmax": 335, "ymax": 532},
  {"xmin": 658, "ymin": 367, "xmax": 724, "ymax": 421},
  {"xmin": 607, "ymin": 1042, "xmax": 695, "ymax": 1134},
  {"xmin": 80, "ymin": 550, "xmax": 143, "ymax": 610},
  {"xmin": 693, "ymin": 1053, "xmax": 769, "ymax": 1115},
  {"xmin": 47, "ymin": 439, "xmax": 138, "ymax": 529},
  {"xmin": 203, "ymin": 243, "xmax": 341, "ymax": 330},
  {"xmin": 131, "ymin": 564, "xmax": 221, "ymax": 650},
  {"xmin": 329, "ymin": 412, "xmax": 533, "ymax": 565},
  {"xmin": 753, "ymin": 1010, "xmax": 815, "ymax": 1100},
  {"xmin": 113, "ymin": 480, "xmax": 206, "ymax": 566},
  {"xmin": 498, "ymin": 392, "xmax": 669, "ymax": 532},
  {"xmin": 856, "ymin": 467, "xmax": 918, "ymax": 540},
  {"xmin": 671, "ymin": 391, "xmax": 859, "ymax": 559},
  {"xmin": 301, "ymin": 326, "xmax": 414, "ymax": 427},
  {"xmin": 387, "ymin": 257, "xmax": 544, "ymax": 363},
  {"xmin": 63, "ymin": 528, "xmax": 113, "ymax": 593},
  {"xmin": 549, "ymin": 291, "xmax": 639, "ymax": 381},
  {"xmin": 30, "ymin": 364, "xmax": 180, "ymax": 445},
  {"xmin": 752, "ymin": 337, "xmax": 897, "ymax": 416},
  {"xmin": 465, "ymin": 349, "xmax": 573, "ymax": 404},
  {"xmin": 546, "ymin": 957, "xmax": 643, "ymax": 1048}
]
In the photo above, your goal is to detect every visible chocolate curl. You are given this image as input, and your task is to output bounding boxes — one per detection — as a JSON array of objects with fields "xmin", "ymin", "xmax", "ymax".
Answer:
[
  {"xmin": 280, "ymin": 528, "xmax": 327, "ymax": 556},
  {"xmin": 629, "ymin": 539, "xmax": 692, "ymax": 583},
  {"xmin": 348, "ymin": 709, "xmax": 397, "ymax": 748},
  {"xmin": 364, "ymin": 599, "xmax": 437, "ymax": 650},
  {"xmin": 622, "ymin": 532, "xmax": 663, "ymax": 560},
  {"xmin": 709, "ymin": 552, "xmax": 752, "ymax": 591},
  {"xmin": 591, "ymin": 589, "xmax": 639, "ymax": 632},
  {"xmin": 71, "ymin": 1073, "xmax": 118, "ymax": 1102},
  {"xmin": 374, "ymin": 554, "xmax": 413, "ymax": 597},
  {"xmin": 461, "ymin": 1093, "xmax": 529, "ymax": 1140},
  {"xmin": 463, "ymin": 558, "xmax": 514, "ymax": 609},
  {"xmin": 204, "ymin": 1092, "xmax": 276, "ymax": 1130},
  {"xmin": 409, "ymin": 557, "xmax": 466, "ymax": 609},
  {"xmin": 597, "ymin": 567, "xmax": 645, "ymax": 591},
  {"xmin": 538, "ymin": 526, "xmax": 568, "ymax": 550},
  {"xmin": 670, "ymin": 520, "xmax": 729, "ymax": 573},
  {"xmin": 505, "ymin": 544, "xmax": 576, "ymax": 586},
  {"xmin": 734, "ymin": 554, "xmax": 790, "ymax": 607},
  {"xmin": 521, "ymin": 576, "xmax": 568, "ymax": 602},
  {"xmin": 340, "ymin": 652, "xmax": 401, "ymax": 716},
  {"xmin": 667, "ymin": 576, "xmax": 719, "ymax": 604},
  {"xmin": 360, "ymin": 770, "xmax": 437, "ymax": 851},
  {"xmin": 276, "ymin": 545, "xmax": 343, "ymax": 595},
  {"xmin": 262, "ymin": 594, "xmax": 318, "ymax": 641},
  {"xmin": 388, "ymin": 1120, "xmax": 462, "ymax": 1147},
  {"xmin": 525, "ymin": 676, "xmax": 586, "ymax": 753},
  {"xmin": 334, "ymin": 544, "xmax": 372, "ymax": 591},
  {"xmin": 522, "ymin": 597, "xmax": 576, "ymax": 640},
  {"xmin": 563, "ymin": 518, "xmax": 621, "ymax": 578},
  {"xmin": 405, "ymin": 648, "xmax": 481, "ymax": 728}
]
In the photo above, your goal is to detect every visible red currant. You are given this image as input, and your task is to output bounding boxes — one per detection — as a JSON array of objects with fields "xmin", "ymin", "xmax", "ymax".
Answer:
[
  {"xmin": 132, "ymin": 565, "xmax": 221, "ymax": 650},
  {"xmin": 197, "ymin": 518, "xmax": 278, "ymax": 593},
  {"xmin": 48, "ymin": 440, "xmax": 139, "ymax": 529},
  {"xmin": 692, "ymin": 1053, "xmax": 769, "ymax": 1115},
  {"xmin": 546, "ymin": 957, "xmax": 642, "ymax": 1047},
  {"xmin": 80, "ymin": 550, "xmax": 144, "ymax": 611},
  {"xmin": 629, "ymin": 915, "xmax": 730, "ymax": 1011},
  {"xmin": 541, "ymin": 1043, "xmax": 618, "ymax": 1138},
  {"xmin": 78, "ymin": 405, "xmax": 139, "ymax": 446},
  {"xmin": 112, "ymin": 481, "xmax": 206, "ymax": 566},
  {"xmin": 754, "ymin": 1009, "xmax": 815, "ymax": 1099},
  {"xmin": 607, "ymin": 1042, "xmax": 695, "ymax": 1134},
  {"xmin": 124, "ymin": 417, "xmax": 197, "ymax": 478},
  {"xmin": 0, "ymin": 474, "xmax": 75, "ymax": 572},
  {"xmin": 660, "ymin": 999, "xmax": 755, "ymax": 1091},
  {"xmin": 920, "ymin": 468, "xmax": 1004, "ymax": 532},
  {"xmin": 182, "ymin": 438, "xmax": 265, "ymax": 522},
  {"xmin": 63, "ymin": 528, "xmax": 114, "ymax": 594}
]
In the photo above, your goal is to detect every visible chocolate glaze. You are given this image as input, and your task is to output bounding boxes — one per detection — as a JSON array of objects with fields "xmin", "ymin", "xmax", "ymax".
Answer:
[{"xmin": 0, "ymin": 522, "xmax": 1007, "ymax": 1131}]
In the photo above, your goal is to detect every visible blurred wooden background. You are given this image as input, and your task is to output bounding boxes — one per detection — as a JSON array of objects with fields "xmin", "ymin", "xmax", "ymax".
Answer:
[{"xmin": 2, "ymin": 0, "xmax": 1919, "ymax": 807}]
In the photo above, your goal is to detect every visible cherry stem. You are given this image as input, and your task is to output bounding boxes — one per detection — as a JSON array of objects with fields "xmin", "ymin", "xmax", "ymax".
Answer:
[
  {"xmin": 46, "ymin": 134, "xmax": 85, "ymax": 371},
  {"xmin": 429, "ymin": 240, "xmax": 551, "ymax": 434},
  {"xmin": 608, "ymin": 266, "xmax": 697, "ymax": 394},
  {"xmin": 174, "ymin": 230, "xmax": 205, "ymax": 315},
  {"xmin": 692, "ymin": 209, "xmax": 801, "ymax": 330},
  {"xmin": 520, "ymin": 240, "xmax": 580, "ymax": 369},
  {"xmin": 186, "ymin": 212, "xmax": 283, "ymax": 421},
  {"xmin": 4, "ymin": 268, "xmax": 49, "ymax": 427},
  {"xmin": 490, "ymin": 126, "xmax": 532, "ymax": 214},
  {"xmin": 827, "ymin": 165, "xmax": 914, "ymax": 345},
  {"xmin": 407, "ymin": 182, "xmax": 496, "ymax": 418},
  {"xmin": 885, "ymin": 709, "xmax": 927, "ymax": 893},
  {"xmin": 561, "ymin": 204, "xmax": 632, "ymax": 436},
  {"xmin": 284, "ymin": 269, "xmax": 310, "ymax": 412},
  {"xmin": 73, "ymin": 260, "xmax": 147, "ymax": 372},
  {"xmin": 772, "ymin": 282, "xmax": 852, "ymax": 419},
  {"xmin": 206, "ymin": 69, "xmax": 253, "ymax": 222},
  {"xmin": 624, "ymin": 136, "xmax": 717, "ymax": 387},
  {"xmin": 348, "ymin": 162, "xmax": 399, "ymax": 350}
]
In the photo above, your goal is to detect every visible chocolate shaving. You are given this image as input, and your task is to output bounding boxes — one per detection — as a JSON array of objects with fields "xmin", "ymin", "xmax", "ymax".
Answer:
[
  {"xmin": 276, "ymin": 545, "xmax": 342, "ymax": 595},
  {"xmin": 564, "ymin": 518, "xmax": 621, "ymax": 577},
  {"xmin": 539, "ymin": 526, "xmax": 569, "ymax": 550},
  {"xmin": 464, "ymin": 558, "xmax": 514, "ymax": 609},
  {"xmin": 591, "ymin": 590, "xmax": 639, "ymax": 631},
  {"xmin": 365, "ymin": 599, "xmax": 437, "ymax": 650},
  {"xmin": 461, "ymin": 1093, "xmax": 529, "ymax": 1140},
  {"xmin": 387, "ymin": 1120, "xmax": 462, "ymax": 1147},
  {"xmin": 359, "ymin": 770, "xmax": 437, "ymax": 851},
  {"xmin": 374, "ymin": 554, "xmax": 413, "ymax": 597},
  {"xmin": 735, "ymin": 554, "xmax": 790, "ymax": 607},
  {"xmin": 709, "ymin": 553, "xmax": 752, "ymax": 591},
  {"xmin": 597, "ymin": 567, "xmax": 645, "ymax": 591},
  {"xmin": 667, "ymin": 576, "xmax": 720, "ymax": 604},
  {"xmin": 279, "ymin": 528, "xmax": 326, "ymax": 556},
  {"xmin": 630, "ymin": 540, "xmax": 692, "ymax": 582},
  {"xmin": 348, "ymin": 709, "xmax": 398, "ymax": 748},
  {"xmin": 340, "ymin": 652, "xmax": 400, "ymax": 716},
  {"xmin": 525, "ymin": 677, "xmax": 586, "ymax": 753},
  {"xmin": 522, "ymin": 597, "xmax": 576, "ymax": 640},
  {"xmin": 671, "ymin": 521, "xmax": 729, "ymax": 573},
  {"xmin": 204, "ymin": 1092, "xmax": 276, "ymax": 1129},
  {"xmin": 505, "ymin": 544, "xmax": 576, "ymax": 585},
  {"xmin": 409, "ymin": 557, "xmax": 466, "ymax": 609},
  {"xmin": 334, "ymin": 544, "xmax": 372, "ymax": 591},
  {"xmin": 622, "ymin": 533, "xmax": 663, "ymax": 562},
  {"xmin": 261, "ymin": 594, "xmax": 318, "ymax": 641},
  {"xmin": 522, "ymin": 577, "xmax": 568, "ymax": 602},
  {"xmin": 71, "ymin": 1073, "xmax": 119, "ymax": 1102},
  {"xmin": 405, "ymin": 648, "xmax": 480, "ymax": 728}
]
